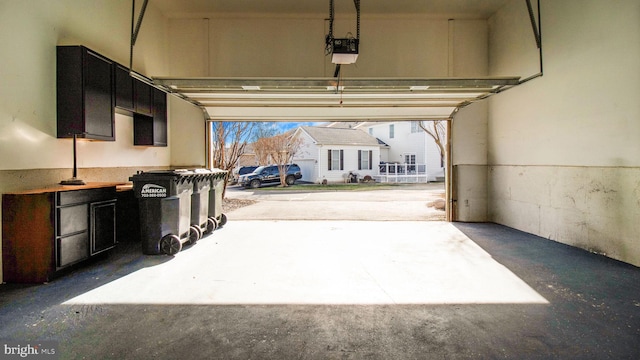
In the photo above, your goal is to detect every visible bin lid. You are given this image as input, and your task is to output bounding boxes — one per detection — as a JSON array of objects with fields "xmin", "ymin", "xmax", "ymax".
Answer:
[
  {"xmin": 129, "ymin": 169, "xmax": 195, "ymax": 181},
  {"xmin": 209, "ymin": 168, "xmax": 228, "ymax": 178},
  {"xmin": 187, "ymin": 168, "xmax": 228, "ymax": 180}
]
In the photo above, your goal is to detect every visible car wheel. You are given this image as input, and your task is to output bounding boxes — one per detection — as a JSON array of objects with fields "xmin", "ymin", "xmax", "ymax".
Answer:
[
  {"xmin": 250, "ymin": 179, "xmax": 261, "ymax": 188},
  {"xmin": 285, "ymin": 175, "xmax": 296, "ymax": 185}
]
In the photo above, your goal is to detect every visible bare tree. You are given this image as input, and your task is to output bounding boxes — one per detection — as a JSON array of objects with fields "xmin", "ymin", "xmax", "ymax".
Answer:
[
  {"xmin": 272, "ymin": 131, "xmax": 303, "ymax": 186},
  {"xmin": 252, "ymin": 130, "xmax": 302, "ymax": 187},
  {"xmin": 418, "ymin": 120, "xmax": 447, "ymax": 166},
  {"xmin": 210, "ymin": 121, "xmax": 255, "ymax": 197},
  {"xmin": 248, "ymin": 122, "xmax": 280, "ymax": 165},
  {"xmin": 253, "ymin": 136, "xmax": 272, "ymax": 165}
]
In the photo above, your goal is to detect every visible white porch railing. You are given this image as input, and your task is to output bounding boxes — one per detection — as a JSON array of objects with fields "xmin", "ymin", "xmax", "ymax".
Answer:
[{"xmin": 373, "ymin": 163, "xmax": 430, "ymax": 183}]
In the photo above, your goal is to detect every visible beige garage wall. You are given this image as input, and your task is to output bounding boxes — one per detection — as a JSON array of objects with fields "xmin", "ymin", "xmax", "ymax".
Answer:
[
  {"xmin": 448, "ymin": 19, "xmax": 490, "ymax": 222},
  {"xmin": 452, "ymin": 102, "xmax": 489, "ymax": 222},
  {"xmin": 0, "ymin": 1, "xmax": 206, "ymax": 178},
  {"xmin": 0, "ymin": 0, "xmax": 167, "ymax": 174},
  {"xmin": 487, "ymin": 0, "xmax": 640, "ymax": 266},
  {"xmin": 167, "ymin": 14, "xmax": 489, "ymax": 78},
  {"xmin": 0, "ymin": 1, "xmax": 206, "ymax": 282},
  {"xmin": 169, "ymin": 96, "xmax": 206, "ymax": 167}
]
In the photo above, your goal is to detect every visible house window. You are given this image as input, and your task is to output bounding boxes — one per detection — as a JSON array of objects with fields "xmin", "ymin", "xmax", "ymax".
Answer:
[
  {"xmin": 368, "ymin": 128, "xmax": 373, "ymax": 135},
  {"xmin": 328, "ymin": 149, "xmax": 344, "ymax": 170},
  {"xmin": 358, "ymin": 150, "xmax": 372, "ymax": 170},
  {"xmin": 389, "ymin": 124, "xmax": 394, "ymax": 138},
  {"xmin": 411, "ymin": 121, "xmax": 420, "ymax": 133}
]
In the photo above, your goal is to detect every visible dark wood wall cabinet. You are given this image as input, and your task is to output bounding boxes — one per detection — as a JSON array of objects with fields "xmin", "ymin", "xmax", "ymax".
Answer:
[
  {"xmin": 57, "ymin": 46, "xmax": 115, "ymax": 141},
  {"xmin": 58, "ymin": 45, "xmax": 168, "ymax": 146},
  {"xmin": 134, "ymin": 88, "xmax": 167, "ymax": 147},
  {"xmin": 2, "ymin": 184, "xmax": 118, "ymax": 283}
]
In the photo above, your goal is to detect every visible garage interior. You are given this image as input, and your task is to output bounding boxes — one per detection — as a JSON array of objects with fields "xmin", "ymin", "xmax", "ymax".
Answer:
[{"xmin": 0, "ymin": 0, "xmax": 639, "ymax": 358}]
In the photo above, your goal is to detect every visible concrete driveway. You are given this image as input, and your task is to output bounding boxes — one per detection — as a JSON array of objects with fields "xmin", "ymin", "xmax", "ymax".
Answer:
[{"xmin": 224, "ymin": 183, "xmax": 446, "ymax": 221}]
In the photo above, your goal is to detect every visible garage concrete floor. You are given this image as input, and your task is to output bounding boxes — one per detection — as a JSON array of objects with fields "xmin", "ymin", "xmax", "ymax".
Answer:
[{"xmin": 1, "ymin": 186, "xmax": 639, "ymax": 359}]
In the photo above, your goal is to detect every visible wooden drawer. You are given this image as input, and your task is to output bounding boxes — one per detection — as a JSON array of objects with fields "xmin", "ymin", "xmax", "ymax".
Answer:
[
  {"xmin": 57, "ymin": 187, "xmax": 115, "ymax": 206},
  {"xmin": 57, "ymin": 204, "xmax": 88, "ymax": 236},
  {"xmin": 58, "ymin": 232, "xmax": 89, "ymax": 268}
]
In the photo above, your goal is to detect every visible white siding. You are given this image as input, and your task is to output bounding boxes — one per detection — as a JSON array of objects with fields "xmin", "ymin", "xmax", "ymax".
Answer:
[
  {"xmin": 364, "ymin": 121, "xmax": 445, "ymax": 180},
  {"xmin": 293, "ymin": 131, "xmax": 318, "ymax": 182},
  {"xmin": 314, "ymin": 145, "xmax": 380, "ymax": 183}
]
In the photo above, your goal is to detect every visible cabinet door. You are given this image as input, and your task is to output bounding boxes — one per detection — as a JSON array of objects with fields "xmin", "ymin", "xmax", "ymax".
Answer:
[
  {"xmin": 56, "ymin": 46, "xmax": 115, "ymax": 141},
  {"xmin": 152, "ymin": 88, "xmax": 167, "ymax": 146},
  {"xmin": 91, "ymin": 200, "xmax": 116, "ymax": 255},
  {"xmin": 83, "ymin": 50, "xmax": 115, "ymax": 140},
  {"xmin": 133, "ymin": 114, "xmax": 154, "ymax": 146},
  {"xmin": 133, "ymin": 88, "xmax": 167, "ymax": 147},
  {"xmin": 134, "ymin": 79, "xmax": 153, "ymax": 116},
  {"xmin": 115, "ymin": 65, "xmax": 134, "ymax": 111}
]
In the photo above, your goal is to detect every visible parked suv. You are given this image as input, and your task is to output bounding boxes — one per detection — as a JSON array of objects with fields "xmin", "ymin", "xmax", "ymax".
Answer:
[
  {"xmin": 231, "ymin": 165, "xmax": 259, "ymax": 184},
  {"xmin": 239, "ymin": 164, "xmax": 302, "ymax": 188}
]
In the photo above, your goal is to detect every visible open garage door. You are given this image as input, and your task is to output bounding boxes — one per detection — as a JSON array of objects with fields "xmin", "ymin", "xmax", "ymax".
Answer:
[{"xmin": 153, "ymin": 77, "xmax": 520, "ymax": 122}]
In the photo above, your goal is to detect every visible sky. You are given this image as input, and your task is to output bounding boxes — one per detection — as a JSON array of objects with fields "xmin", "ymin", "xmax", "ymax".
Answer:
[
  {"xmin": 270, "ymin": 121, "xmax": 327, "ymax": 134},
  {"xmin": 211, "ymin": 121, "xmax": 327, "ymax": 144}
]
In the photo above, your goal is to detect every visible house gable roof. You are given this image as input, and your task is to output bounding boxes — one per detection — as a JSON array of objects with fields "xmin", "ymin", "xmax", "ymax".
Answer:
[{"xmin": 299, "ymin": 126, "xmax": 380, "ymax": 146}]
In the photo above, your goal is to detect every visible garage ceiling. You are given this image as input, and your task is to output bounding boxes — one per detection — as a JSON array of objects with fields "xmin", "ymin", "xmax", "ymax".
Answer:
[
  {"xmin": 152, "ymin": 0, "xmax": 510, "ymax": 18},
  {"xmin": 149, "ymin": 0, "xmax": 522, "ymax": 121}
]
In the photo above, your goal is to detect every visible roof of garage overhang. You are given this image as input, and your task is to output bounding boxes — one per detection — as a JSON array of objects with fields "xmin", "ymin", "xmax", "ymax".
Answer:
[{"xmin": 152, "ymin": 76, "xmax": 521, "ymax": 122}]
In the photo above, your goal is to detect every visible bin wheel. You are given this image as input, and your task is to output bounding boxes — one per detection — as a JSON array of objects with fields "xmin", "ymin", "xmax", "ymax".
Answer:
[
  {"xmin": 249, "ymin": 179, "xmax": 261, "ymax": 188},
  {"xmin": 219, "ymin": 213, "xmax": 228, "ymax": 227},
  {"xmin": 207, "ymin": 217, "xmax": 218, "ymax": 233},
  {"xmin": 160, "ymin": 235, "xmax": 182, "ymax": 255},
  {"xmin": 189, "ymin": 225, "xmax": 202, "ymax": 244}
]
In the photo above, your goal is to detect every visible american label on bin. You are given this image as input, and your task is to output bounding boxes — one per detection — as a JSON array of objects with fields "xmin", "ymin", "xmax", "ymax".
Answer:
[{"xmin": 141, "ymin": 184, "xmax": 167, "ymax": 198}]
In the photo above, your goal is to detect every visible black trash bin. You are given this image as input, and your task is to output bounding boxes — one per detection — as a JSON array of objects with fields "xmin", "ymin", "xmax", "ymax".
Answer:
[
  {"xmin": 130, "ymin": 169, "xmax": 200, "ymax": 255},
  {"xmin": 207, "ymin": 169, "xmax": 228, "ymax": 229},
  {"xmin": 189, "ymin": 168, "xmax": 214, "ymax": 237}
]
